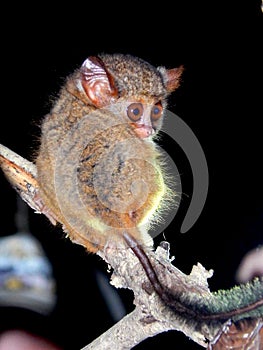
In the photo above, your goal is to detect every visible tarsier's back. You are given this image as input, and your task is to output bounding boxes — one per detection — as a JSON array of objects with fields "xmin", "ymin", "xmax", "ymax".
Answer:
[{"xmin": 35, "ymin": 54, "xmax": 183, "ymax": 252}]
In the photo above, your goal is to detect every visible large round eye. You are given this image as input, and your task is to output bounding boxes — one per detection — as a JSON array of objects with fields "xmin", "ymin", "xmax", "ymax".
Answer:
[
  {"xmin": 151, "ymin": 103, "xmax": 163, "ymax": 121},
  {"xmin": 127, "ymin": 103, "xmax": 144, "ymax": 121}
]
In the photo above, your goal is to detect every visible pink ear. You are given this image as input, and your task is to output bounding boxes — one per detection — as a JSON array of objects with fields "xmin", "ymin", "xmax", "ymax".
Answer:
[
  {"xmin": 165, "ymin": 65, "xmax": 184, "ymax": 92},
  {"xmin": 80, "ymin": 56, "xmax": 118, "ymax": 107}
]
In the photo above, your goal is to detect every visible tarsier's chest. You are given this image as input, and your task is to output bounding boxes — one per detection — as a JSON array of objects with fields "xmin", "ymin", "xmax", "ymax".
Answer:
[{"xmin": 76, "ymin": 121, "xmax": 165, "ymax": 230}]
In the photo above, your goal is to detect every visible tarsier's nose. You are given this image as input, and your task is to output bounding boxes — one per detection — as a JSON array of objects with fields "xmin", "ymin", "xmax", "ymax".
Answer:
[{"xmin": 133, "ymin": 125, "xmax": 154, "ymax": 138}]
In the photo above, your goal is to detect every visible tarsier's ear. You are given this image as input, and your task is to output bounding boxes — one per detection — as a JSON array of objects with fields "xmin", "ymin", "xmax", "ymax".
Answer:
[
  {"xmin": 80, "ymin": 56, "xmax": 118, "ymax": 108},
  {"xmin": 163, "ymin": 65, "xmax": 184, "ymax": 92}
]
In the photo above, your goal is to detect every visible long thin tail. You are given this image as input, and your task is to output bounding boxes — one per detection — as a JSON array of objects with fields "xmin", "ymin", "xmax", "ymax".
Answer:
[{"xmin": 123, "ymin": 232, "xmax": 263, "ymax": 322}]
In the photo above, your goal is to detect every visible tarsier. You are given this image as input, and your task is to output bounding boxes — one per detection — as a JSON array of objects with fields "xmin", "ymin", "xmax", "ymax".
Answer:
[{"xmin": 2, "ymin": 54, "xmax": 263, "ymax": 325}]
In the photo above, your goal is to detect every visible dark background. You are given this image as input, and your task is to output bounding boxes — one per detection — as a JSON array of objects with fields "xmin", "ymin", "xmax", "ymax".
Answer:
[{"xmin": 0, "ymin": 1, "xmax": 263, "ymax": 349}]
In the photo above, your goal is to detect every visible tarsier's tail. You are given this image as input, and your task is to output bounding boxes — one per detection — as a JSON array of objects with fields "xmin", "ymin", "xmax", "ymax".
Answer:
[{"xmin": 123, "ymin": 232, "xmax": 263, "ymax": 322}]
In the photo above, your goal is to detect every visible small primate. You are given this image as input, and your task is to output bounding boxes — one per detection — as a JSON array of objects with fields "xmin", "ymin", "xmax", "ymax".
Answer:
[
  {"xmin": 36, "ymin": 54, "xmax": 182, "ymax": 252},
  {"xmin": 15, "ymin": 54, "xmax": 263, "ymax": 322}
]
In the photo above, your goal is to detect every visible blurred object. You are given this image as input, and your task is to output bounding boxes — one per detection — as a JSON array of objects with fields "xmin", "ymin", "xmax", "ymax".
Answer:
[
  {"xmin": 94, "ymin": 269, "xmax": 126, "ymax": 323},
  {"xmin": 208, "ymin": 318, "xmax": 263, "ymax": 349},
  {"xmin": 0, "ymin": 232, "xmax": 56, "ymax": 315},
  {"xmin": 0, "ymin": 330, "xmax": 61, "ymax": 350},
  {"xmin": 236, "ymin": 246, "xmax": 263, "ymax": 283}
]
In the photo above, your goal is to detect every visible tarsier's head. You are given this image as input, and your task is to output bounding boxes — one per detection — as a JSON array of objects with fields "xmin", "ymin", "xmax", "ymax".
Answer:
[{"xmin": 69, "ymin": 53, "xmax": 183, "ymax": 139}]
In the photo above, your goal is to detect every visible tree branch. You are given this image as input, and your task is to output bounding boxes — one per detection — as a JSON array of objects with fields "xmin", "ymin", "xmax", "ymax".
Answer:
[
  {"xmin": 81, "ymin": 243, "xmax": 219, "ymax": 349},
  {"xmin": 1, "ymin": 143, "xmax": 262, "ymax": 349}
]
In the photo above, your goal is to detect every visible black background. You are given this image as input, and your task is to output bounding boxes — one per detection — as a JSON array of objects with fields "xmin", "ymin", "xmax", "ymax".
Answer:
[{"xmin": 0, "ymin": 1, "xmax": 263, "ymax": 349}]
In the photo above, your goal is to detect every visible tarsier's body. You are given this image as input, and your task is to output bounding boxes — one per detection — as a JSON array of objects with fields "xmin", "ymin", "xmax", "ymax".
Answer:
[
  {"xmin": 36, "ymin": 54, "xmax": 263, "ymax": 322},
  {"xmin": 36, "ymin": 54, "xmax": 181, "ymax": 252}
]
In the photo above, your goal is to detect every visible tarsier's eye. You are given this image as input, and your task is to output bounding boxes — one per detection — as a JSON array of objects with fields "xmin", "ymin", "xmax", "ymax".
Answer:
[
  {"xmin": 127, "ymin": 103, "xmax": 144, "ymax": 121},
  {"xmin": 151, "ymin": 103, "xmax": 163, "ymax": 121}
]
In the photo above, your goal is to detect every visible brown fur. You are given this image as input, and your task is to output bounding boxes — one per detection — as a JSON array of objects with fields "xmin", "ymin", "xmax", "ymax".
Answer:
[{"xmin": 35, "ymin": 54, "xmax": 183, "ymax": 252}]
